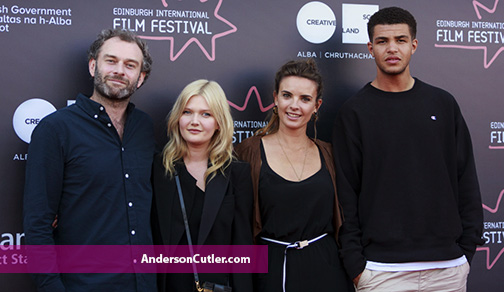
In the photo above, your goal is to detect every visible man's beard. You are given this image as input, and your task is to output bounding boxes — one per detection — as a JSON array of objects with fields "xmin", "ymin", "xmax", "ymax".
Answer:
[{"xmin": 93, "ymin": 66, "xmax": 139, "ymax": 101}]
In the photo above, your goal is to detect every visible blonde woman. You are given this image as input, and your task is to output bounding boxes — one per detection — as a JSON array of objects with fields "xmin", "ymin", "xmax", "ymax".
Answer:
[{"xmin": 152, "ymin": 79, "xmax": 253, "ymax": 292}]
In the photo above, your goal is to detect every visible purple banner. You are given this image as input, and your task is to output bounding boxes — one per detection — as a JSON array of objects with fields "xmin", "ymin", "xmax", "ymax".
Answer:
[{"xmin": 0, "ymin": 245, "xmax": 268, "ymax": 274}]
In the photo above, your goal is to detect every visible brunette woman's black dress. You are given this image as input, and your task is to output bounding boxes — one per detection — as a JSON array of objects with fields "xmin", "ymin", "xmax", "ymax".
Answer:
[{"xmin": 256, "ymin": 142, "xmax": 352, "ymax": 292}]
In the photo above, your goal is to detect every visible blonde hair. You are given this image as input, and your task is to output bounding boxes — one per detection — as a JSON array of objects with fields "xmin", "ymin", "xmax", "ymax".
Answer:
[{"xmin": 162, "ymin": 79, "xmax": 234, "ymax": 181}]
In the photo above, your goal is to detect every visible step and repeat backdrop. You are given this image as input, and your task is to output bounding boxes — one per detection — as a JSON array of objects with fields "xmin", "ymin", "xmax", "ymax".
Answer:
[{"xmin": 1, "ymin": 0, "xmax": 503, "ymax": 290}]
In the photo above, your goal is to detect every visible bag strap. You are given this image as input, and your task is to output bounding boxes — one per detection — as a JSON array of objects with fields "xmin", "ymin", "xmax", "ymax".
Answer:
[{"xmin": 175, "ymin": 173, "xmax": 204, "ymax": 292}]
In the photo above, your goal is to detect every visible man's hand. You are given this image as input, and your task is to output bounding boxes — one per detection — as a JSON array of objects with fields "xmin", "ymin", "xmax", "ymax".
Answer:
[
  {"xmin": 52, "ymin": 215, "xmax": 58, "ymax": 228},
  {"xmin": 353, "ymin": 272, "xmax": 362, "ymax": 286}
]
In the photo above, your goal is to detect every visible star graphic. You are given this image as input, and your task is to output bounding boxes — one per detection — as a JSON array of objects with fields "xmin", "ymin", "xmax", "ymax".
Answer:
[
  {"xmin": 435, "ymin": 0, "xmax": 504, "ymax": 68},
  {"xmin": 228, "ymin": 86, "xmax": 274, "ymax": 112},
  {"xmin": 476, "ymin": 189, "xmax": 504, "ymax": 269},
  {"xmin": 477, "ymin": 246, "xmax": 504, "ymax": 269},
  {"xmin": 139, "ymin": 0, "xmax": 237, "ymax": 61},
  {"xmin": 482, "ymin": 189, "xmax": 504, "ymax": 214},
  {"xmin": 473, "ymin": 0, "xmax": 500, "ymax": 19}
]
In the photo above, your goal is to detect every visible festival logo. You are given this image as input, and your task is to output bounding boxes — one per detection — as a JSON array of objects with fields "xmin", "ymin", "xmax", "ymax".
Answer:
[
  {"xmin": 296, "ymin": 1, "xmax": 336, "ymax": 44},
  {"xmin": 228, "ymin": 86, "xmax": 272, "ymax": 144},
  {"xmin": 435, "ymin": 0, "xmax": 504, "ymax": 68},
  {"xmin": 478, "ymin": 189, "xmax": 504, "ymax": 269},
  {"xmin": 341, "ymin": 3, "xmax": 379, "ymax": 44},
  {"xmin": 12, "ymin": 98, "xmax": 56, "ymax": 144},
  {"xmin": 112, "ymin": 0, "xmax": 236, "ymax": 61},
  {"xmin": 489, "ymin": 121, "xmax": 504, "ymax": 149}
]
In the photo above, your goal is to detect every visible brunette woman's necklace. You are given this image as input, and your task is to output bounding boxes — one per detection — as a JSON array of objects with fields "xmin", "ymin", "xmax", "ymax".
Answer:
[{"xmin": 276, "ymin": 135, "xmax": 309, "ymax": 181}]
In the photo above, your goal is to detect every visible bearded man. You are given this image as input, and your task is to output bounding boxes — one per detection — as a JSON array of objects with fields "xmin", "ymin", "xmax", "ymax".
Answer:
[{"xmin": 23, "ymin": 28, "xmax": 156, "ymax": 292}]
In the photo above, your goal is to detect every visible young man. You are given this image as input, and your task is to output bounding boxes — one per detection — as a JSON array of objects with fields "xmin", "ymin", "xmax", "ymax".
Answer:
[
  {"xmin": 332, "ymin": 7, "xmax": 484, "ymax": 292},
  {"xmin": 23, "ymin": 29, "xmax": 156, "ymax": 291}
]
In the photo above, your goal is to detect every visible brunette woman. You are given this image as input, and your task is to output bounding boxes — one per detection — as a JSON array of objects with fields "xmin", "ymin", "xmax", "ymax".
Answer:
[{"xmin": 235, "ymin": 60, "xmax": 351, "ymax": 292}]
